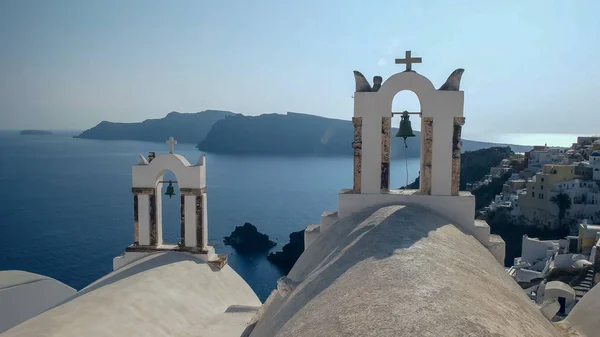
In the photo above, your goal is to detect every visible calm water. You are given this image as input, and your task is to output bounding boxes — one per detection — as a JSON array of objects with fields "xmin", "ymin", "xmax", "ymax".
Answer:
[{"xmin": 0, "ymin": 131, "xmax": 419, "ymax": 301}]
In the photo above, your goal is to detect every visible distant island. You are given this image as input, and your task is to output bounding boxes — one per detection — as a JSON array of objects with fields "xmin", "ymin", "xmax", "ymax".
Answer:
[
  {"xmin": 20, "ymin": 130, "xmax": 53, "ymax": 136},
  {"xmin": 74, "ymin": 110, "xmax": 236, "ymax": 144},
  {"xmin": 76, "ymin": 110, "xmax": 532, "ymax": 156}
]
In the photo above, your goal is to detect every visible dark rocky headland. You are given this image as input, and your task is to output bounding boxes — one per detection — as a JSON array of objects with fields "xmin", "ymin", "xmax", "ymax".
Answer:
[
  {"xmin": 223, "ymin": 222, "xmax": 276, "ymax": 254},
  {"xmin": 267, "ymin": 230, "xmax": 305, "ymax": 273},
  {"xmin": 75, "ymin": 110, "xmax": 532, "ymax": 157}
]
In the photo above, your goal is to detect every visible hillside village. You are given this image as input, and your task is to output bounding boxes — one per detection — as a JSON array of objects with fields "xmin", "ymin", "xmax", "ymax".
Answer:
[
  {"xmin": 465, "ymin": 136, "xmax": 600, "ymax": 321},
  {"xmin": 483, "ymin": 136, "xmax": 600, "ymax": 228}
]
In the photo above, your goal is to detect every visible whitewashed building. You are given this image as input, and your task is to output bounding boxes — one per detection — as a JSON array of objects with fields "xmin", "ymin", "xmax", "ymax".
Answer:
[
  {"xmin": 553, "ymin": 179, "xmax": 600, "ymax": 222},
  {"xmin": 528, "ymin": 147, "xmax": 568, "ymax": 172}
]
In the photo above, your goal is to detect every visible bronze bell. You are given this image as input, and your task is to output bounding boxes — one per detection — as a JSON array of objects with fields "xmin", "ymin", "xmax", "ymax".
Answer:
[
  {"xmin": 395, "ymin": 111, "xmax": 415, "ymax": 146},
  {"xmin": 165, "ymin": 180, "xmax": 176, "ymax": 199}
]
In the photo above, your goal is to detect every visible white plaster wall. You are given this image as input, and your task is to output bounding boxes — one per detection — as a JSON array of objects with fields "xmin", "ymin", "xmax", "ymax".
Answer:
[
  {"xmin": 515, "ymin": 268, "xmax": 543, "ymax": 283},
  {"xmin": 113, "ymin": 252, "xmax": 151, "ymax": 271},
  {"xmin": 338, "ymin": 191, "xmax": 474, "ymax": 230},
  {"xmin": 487, "ymin": 238, "xmax": 506, "ymax": 265},
  {"xmin": 553, "ymin": 254, "xmax": 587, "ymax": 268},
  {"xmin": 521, "ymin": 236, "xmax": 556, "ymax": 263},
  {"xmin": 132, "ymin": 154, "xmax": 205, "ymax": 189},
  {"xmin": 543, "ymin": 282, "xmax": 576, "ymax": 312},
  {"xmin": 538, "ymin": 299, "xmax": 560, "ymax": 320},
  {"xmin": 138, "ymin": 195, "xmax": 150, "ymax": 245},
  {"xmin": 0, "ymin": 279, "xmax": 76, "ymax": 333},
  {"xmin": 304, "ymin": 225, "xmax": 321, "ymax": 249},
  {"xmin": 184, "ymin": 195, "xmax": 197, "ymax": 247},
  {"xmin": 353, "ymin": 71, "xmax": 463, "ymax": 196}
]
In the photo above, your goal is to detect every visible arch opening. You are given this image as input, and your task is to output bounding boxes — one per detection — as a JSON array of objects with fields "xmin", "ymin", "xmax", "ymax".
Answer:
[
  {"xmin": 156, "ymin": 169, "xmax": 181, "ymax": 246},
  {"xmin": 390, "ymin": 90, "xmax": 422, "ymax": 190}
]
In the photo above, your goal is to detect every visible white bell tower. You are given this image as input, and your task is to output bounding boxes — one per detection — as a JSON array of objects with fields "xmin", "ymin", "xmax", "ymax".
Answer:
[
  {"xmin": 113, "ymin": 138, "xmax": 227, "ymax": 271},
  {"xmin": 304, "ymin": 53, "xmax": 506, "ymax": 266}
]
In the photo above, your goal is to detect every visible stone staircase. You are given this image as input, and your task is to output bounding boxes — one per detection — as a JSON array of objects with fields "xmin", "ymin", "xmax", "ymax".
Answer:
[
  {"xmin": 572, "ymin": 268, "xmax": 595, "ymax": 301},
  {"xmin": 304, "ymin": 210, "xmax": 506, "ymax": 265}
]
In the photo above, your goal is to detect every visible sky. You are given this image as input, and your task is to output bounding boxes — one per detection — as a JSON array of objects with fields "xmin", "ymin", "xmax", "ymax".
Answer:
[{"xmin": 1, "ymin": 0, "xmax": 599, "ymax": 142}]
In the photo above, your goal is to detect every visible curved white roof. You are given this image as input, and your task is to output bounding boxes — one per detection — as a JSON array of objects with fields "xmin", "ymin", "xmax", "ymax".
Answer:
[
  {"xmin": 3, "ymin": 252, "xmax": 261, "ymax": 337},
  {"xmin": 0, "ymin": 270, "xmax": 57, "ymax": 290},
  {"xmin": 249, "ymin": 205, "xmax": 563, "ymax": 337}
]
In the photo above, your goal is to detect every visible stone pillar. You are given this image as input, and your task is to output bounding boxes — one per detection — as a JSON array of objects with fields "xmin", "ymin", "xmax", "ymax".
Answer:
[
  {"xmin": 131, "ymin": 188, "xmax": 156, "ymax": 246},
  {"xmin": 451, "ymin": 117, "xmax": 466, "ymax": 196},
  {"xmin": 196, "ymin": 194, "xmax": 204, "ymax": 249},
  {"xmin": 180, "ymin": 188, "xmax": 207, "ymax": 249},
  {"xmin": 149, "ymin": 194, "xmax": 157, "ymax": 246},
  {"xmin": 352, "ymin": 117, "xmax": 362, "ymax": 192},
  {"xmin": 133, "ymin": 194, "xmax": 139, "ymax": 244},
  {"xmin": 420, "ymin": 117, "xmax": 433, "ymax": 195},
  {"xmin": 180, "ymin": 195, "xmax": 185, "ymax": 246},
  {"xmin": 380, "ymin": 117, "xmax": 391, "ymax": 192}
]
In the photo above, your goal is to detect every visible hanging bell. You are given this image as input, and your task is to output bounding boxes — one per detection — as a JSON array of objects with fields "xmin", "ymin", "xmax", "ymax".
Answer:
[
  {"xmin": 165, "ymin": 180, "xmax": 176, "ymax": 199},
  {"xmin": 395, "ymin": 111, "xmax": 416, "ymax": 146}
]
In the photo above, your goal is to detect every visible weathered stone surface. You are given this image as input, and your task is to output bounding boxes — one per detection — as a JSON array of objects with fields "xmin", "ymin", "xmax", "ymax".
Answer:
[
  {"xmin": 352, "ymin": 117, "xmax": 362, "ymax": 192},
  {"xmin": 451, "ymin": 117, "xmax": 466, "ymax": 196},
  {"xmin": 133, "ymin": 195, "xmax": 139, "ymax": 244},
  {"xmin": 420, "ymin": 117, "xmax": 433, "ymax": 195},
  {"xmin": 438, "ymin": 68, "xmax": 465, "ymax": 91},
  {"xmin": 196, "ymin": 194, "xmax": 203, "ymax": 248},
  {"xmin": 353, "ymin": 71, "xmax": 372, "ymax": 92},
  {"xmin": 149, "ymin": 194, "xmax": 157, "ymax": 246},
  {"xmin": 131, "ymin": 187, "xmax": 155, "ymax": 195},
  {"xmin": 452, "ymin": 117, "xmax": 465, "ymax": 158},
  {"xmin": 381, "ymin": 117, "xmax": 391, "ymax": 163},
  {"xmin": 381, "ymin": 117, "xmax": 391, "ymax": 192},
  {"xmin": 208, "ymin": 254, "xmax": 228, "ymax": 270},
  {"xmin": 250, "ymin": 205, "xmax": 563, "ymax": 337},
  {"xmin": 353, "ymin": 149, "xmax": 361, "ymax": 192},
  {"xmin": 180, "ymin": 187, "xmax": 206, "ymax": 196},
  {"xmin": 180, "ymin": 195, "xmax": 185, "ymax": 246},
  {"xmin": 380, "ymin": 163, "xmax": 390, "ymax": 192}
]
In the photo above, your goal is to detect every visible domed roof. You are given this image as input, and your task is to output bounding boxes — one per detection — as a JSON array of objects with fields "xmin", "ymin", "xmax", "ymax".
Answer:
[
  {"xmin": 591, "ymin": 151, "xmax": 600, "ymax": 157},
  {"xmin": 249, "ymin": 205, "xmax": 564, "ymax": 337}
]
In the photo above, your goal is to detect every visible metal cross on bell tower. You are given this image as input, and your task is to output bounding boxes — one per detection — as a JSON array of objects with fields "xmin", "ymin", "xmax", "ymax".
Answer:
[{"xmin": 395, "ymin": 50, "xmax": 422, "ymax": 72}]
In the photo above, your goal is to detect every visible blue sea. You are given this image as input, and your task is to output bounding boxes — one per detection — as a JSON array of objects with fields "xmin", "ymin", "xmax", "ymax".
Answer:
[{"xmin": 0, "ymin": 131, "xmax": 421, "ymax": 301}]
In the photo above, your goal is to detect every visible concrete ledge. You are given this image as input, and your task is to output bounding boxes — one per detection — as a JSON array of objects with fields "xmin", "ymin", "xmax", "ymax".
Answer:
[
  {"xmin": 207, "ymin": 254, "xmax": 228, "ymax": 270},
  {"xmin": 338, "ymin": 189, "xmax": 475, "ymax": 230},
  {"xmin": 320, "ymin": 211, "xmax": 339, "ymax": 232},
  {"xmin": 486, "ymin": 234, "xmax": 506, "ymax": 266},
  {"xmin": 113, "ymin": 252, "xmax": 151, "ymax": 271},
  {"xmin": 124, "ymin": 244, "xmax": 216, "ymax": 262},
  {"xmin": 304, "ymin": 224, "xmax": 321, "ymax": 249},
  {"xmin": 471, "ymin": 220, "xmax": 491, "ymax": 245}
]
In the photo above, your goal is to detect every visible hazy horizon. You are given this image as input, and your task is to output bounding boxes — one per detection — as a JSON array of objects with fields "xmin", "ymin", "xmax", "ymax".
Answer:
[{"xmin": 2, "ymin": 1, "xmax": 599, "ymax": 138}]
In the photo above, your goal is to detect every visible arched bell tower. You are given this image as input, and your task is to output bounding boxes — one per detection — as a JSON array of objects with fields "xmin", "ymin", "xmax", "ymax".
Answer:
[
  {"xmin": 120, "ymin": 137, "xmax": 219, "ymax": 263},
  {"xmin": 352, "ymin": 51, "xmax": 465, "ymax": 196}
]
